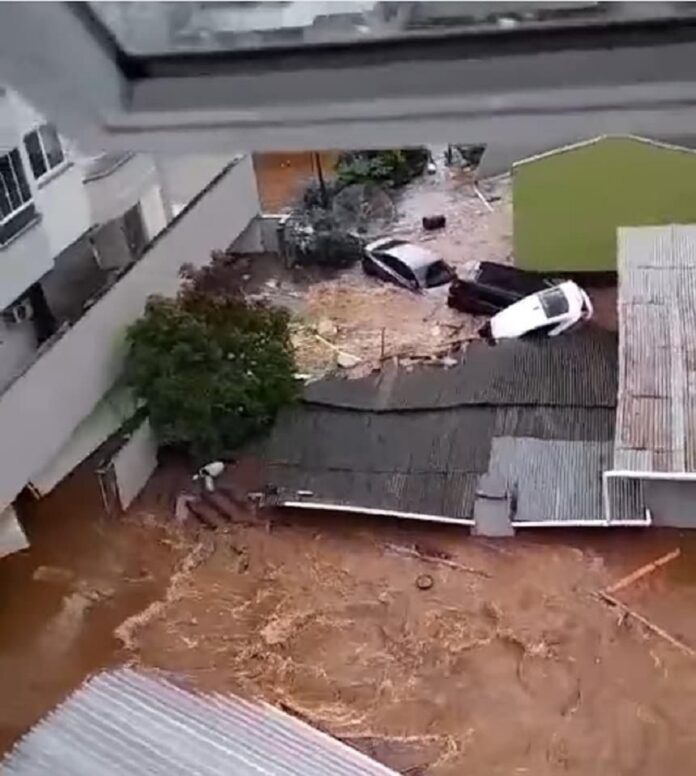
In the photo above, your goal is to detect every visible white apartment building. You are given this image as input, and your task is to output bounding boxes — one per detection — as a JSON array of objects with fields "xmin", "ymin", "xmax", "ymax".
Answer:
[{"xmin": 0, "ymin": 86, "xmax": 262, "ymax": 555}]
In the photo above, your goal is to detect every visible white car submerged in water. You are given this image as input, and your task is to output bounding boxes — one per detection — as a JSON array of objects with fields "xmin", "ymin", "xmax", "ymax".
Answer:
[{"xmin": 480, "ymin": 281, "xmax": 593, "ymax": 342}]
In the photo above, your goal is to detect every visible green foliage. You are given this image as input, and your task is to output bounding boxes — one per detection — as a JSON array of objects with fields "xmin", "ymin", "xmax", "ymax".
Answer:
[
  {"xmin": 335, "ymin": 148, "xmax": 429, "ymax": 188},
  {"xmin": 125, "ymin": 272, "xmax": 297, "ymax": 459},
  {"xmin": 284, "ymin": 209, "xmax": 363, "ymax": 269}
]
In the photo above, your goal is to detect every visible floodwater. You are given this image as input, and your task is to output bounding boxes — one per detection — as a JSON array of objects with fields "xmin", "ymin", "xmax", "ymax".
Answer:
[
  {"xmin": 0, "ymin": 462, "xmax": 183, "ymax": 753},
  {"xmin": 253, "ymin": 151, "xmax": 339, "ymax": 212},
  {"xmin": 5, "ymin": 458, "xmax": 696, "ymax": 774}
]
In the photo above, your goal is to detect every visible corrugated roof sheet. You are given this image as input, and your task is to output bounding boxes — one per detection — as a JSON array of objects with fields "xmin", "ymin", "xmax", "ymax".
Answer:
[
  {"xmin": 304, "ymin": 330, "xmax": 617, "ymax": 411},
  {"xmin": 254, "ymin": 403, "xmax": 614, "ymax": 522},
  {"xmin": 2, "ymin": 668, "xmax": 398, "ymax": 775},
  {"xmin": 615, "ymin": 225, "xmax": 696, "ymax": 473},
  {"xmin": 485, "ymin": 437, "xmax": 613, "ymax": 523}
]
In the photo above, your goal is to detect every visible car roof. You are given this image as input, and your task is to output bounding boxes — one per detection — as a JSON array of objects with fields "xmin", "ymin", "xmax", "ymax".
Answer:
[{"xmin": 366, "ymin": 238, "xmax": 440, "ymax": 270}]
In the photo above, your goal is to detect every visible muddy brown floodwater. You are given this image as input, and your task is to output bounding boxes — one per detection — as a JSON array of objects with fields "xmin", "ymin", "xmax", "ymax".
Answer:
[
  {"xmin": 0, "ymin": 461, "xmax": 185, "ymax": 753},
  {"xmin": 6, "ymin": 460, "xmax": 696, "ymax": 775},
  {"xmin": 253, "ymin": 151, "xmax": 339, "ymax": 212}
]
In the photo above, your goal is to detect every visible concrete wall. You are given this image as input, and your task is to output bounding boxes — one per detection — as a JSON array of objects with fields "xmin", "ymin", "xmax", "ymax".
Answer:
[
  {"xmin": 513, "ymin": 137, "xmax": 696, "ymax": 272},
  {"xmin": 0, "ymin": 219, "xmax": 52, "ymax": 309},
  {"xmin": 0, "ymin": 316, "xmax": 35, "ymax": 391},
  {"xmin": 34, "ymin": 162, "xmax": 91, "ymax": 258},
  {"xmin": 0, "ymin": 155, "xmax": 259, "ymax": 512},
  {"xmin": 139, "ymin": 183, "xmax": 168, "ymax": 241},
  {"xmin": 645, "ymin": 480, "xmax": 696, "ymax": 528},
  {"xmin": 83, "ymin": 153, "xmax": 159, "ymax": 226},
  {"xmin": 158, "ymin": 154, "xmax": 237, "ymax": 215},
  {"xmin": 0, "ymin": 89, "xmax": 91, "ymax": 308},
  {"xmin": 111, "ymin": 419, "xmax": 158, "ymax": 510}
]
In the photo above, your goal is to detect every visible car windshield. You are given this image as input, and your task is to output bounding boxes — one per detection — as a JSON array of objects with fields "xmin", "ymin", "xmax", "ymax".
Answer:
[
  {"xmin": 374, "ymin": 239, "xmax": 406, "ymax": 252},
  {"xmin": 538, "ymin": 287, "xmax": 569, "ymax": 318},
  {"xmin": 425, "ymin": 260, "xmax": 455, "ymax": 288}
]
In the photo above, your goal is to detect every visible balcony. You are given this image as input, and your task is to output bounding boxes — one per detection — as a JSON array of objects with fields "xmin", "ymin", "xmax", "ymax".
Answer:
[
  {"xmin": 0, "ymin": 154, "xmax": 260, "ymax": 512},
  {"xmin": 82, "ymin": 152, "xmax": 162, "ymax": 229}
]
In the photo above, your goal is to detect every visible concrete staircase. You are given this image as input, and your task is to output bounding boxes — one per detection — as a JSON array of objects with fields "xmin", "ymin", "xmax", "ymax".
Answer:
[{"xmin": 187, "ymin": 485, "xmax": 259, "ymax": 531}]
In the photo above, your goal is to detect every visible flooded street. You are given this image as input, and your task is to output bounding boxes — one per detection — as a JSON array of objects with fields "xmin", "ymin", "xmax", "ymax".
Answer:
[
  {"xmin": 5, "ymin": 457, "xmax": 696, "ymax": 773},
  {"xmin": 0, "ymin": 463, "xmax": 184, "ymax": 753}
]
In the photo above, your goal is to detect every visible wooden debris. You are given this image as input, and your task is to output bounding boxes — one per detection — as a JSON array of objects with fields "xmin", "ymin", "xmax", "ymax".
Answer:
[
  {"xmin": 605, "ymin": 548, "xmax": 680, "ymax": 594},
  {"xmin": 384, "ymin": 543, "xmax": 491, "ymax": 578},
  {"xmin": 596, "ymin": 591, "xmax": 696, "ymax": 659}
]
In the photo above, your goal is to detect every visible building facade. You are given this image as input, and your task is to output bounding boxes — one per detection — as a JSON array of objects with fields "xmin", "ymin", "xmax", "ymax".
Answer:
[{"xmin": 0, "ymin": 86, "xmax": 262, "ymax": 555}]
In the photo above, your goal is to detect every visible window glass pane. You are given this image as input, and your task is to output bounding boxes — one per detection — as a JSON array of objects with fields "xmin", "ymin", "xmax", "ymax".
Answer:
[
  {"xmin": 0, "ymin": 155, "xmax": 20, "ymax": 210},
  {"xmin": 10, "ymin": 149, "xmax": 31, "ymax": 202},
  {"xmin": 24, "ymin": 130, "xmax": 47, "ymax": 179},
  {"xmin": 39, "ymin": 124, "xmax": 64, "ymax": 169},
  {"xmin": 0, "ymin": 174, "xmax": 11, "ymax": 219},
  {"xmin": 539, "ymin": 287, "xmax": 569, "ymax": 318},
  {"xmin": 88, "ymin": 2, "xmax": 696, "ymax": 56}
]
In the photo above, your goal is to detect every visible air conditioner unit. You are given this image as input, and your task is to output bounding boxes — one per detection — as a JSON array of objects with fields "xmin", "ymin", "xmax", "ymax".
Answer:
[{"xmin": 2, "ymin": 298, "xmax": 34, "ymax": 325}]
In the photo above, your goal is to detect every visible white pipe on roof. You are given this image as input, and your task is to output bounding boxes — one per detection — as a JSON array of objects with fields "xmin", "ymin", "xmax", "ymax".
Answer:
[{"xmin": 281, "ymin": 501, "xmax": 475, "ymax": 526}]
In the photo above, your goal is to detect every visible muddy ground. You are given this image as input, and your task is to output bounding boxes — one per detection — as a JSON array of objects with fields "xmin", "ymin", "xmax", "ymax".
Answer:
[{"xmin": 248, "ymin": 151, "xmax": 614, "ymax": 378}]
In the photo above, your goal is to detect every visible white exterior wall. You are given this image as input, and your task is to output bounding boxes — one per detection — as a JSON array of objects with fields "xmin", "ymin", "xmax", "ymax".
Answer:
[
  {"xmin": 83, "ymin": 153, "xmax": 161, "ymax": 226},
  {"xmin": 0, "ymin": 155, "xmax": 259, "ymax": 512},
  {"xmin": 33, "ymin": 162, "xmax": 91, "ymax": 258},
  {"xmin": 0, "ymin": 89, "xmax": 90, "ymax": 307},
  {"xmin": 111, "ymin": 419, "xmax": 158, "ymax": 510},
  {"xmin": 0, "ymin": 317, "xmax": 35, "ymax": 389},
  {"xmin": 158, "ymin": 154, "xmax": 233, "ymax": 216},
  {"xmin": 0, "ymin": 218, "xmax": 52, "ymax": 309},
  {"xmin": 138, "ymin": 182, "xmax": 168, "ymax": 241}
]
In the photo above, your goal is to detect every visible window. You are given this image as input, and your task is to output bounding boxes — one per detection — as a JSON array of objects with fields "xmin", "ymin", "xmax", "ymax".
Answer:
[
  {"xmin": 538, "ymin": 287, "xmax": 570, "ymax": 318},
  {"xmin": 0, "ymin": 148, "xmax": 35, "ymax": 244},
  {"xmin": 379, "ymin": 254, "xmax": 418, "ymax": 289},
  {"xmin": 425, "ymin": 260, "xmax": 455, "ymax": 288},
  {"xmin": 23, "ymin": 124, "xmax": 65, "ymax": 180}
]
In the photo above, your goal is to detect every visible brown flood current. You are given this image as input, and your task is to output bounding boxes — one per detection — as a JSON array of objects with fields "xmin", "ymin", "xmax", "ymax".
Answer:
[{"xmin": 6, "ymin": 455, "xmax": 696, "ymax": 774}]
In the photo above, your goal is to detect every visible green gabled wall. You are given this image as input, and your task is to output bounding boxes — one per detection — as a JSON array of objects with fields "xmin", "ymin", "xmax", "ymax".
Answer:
[{"xmin": 513, "ymin": 136, "xmax": 696, "ymax": 272}]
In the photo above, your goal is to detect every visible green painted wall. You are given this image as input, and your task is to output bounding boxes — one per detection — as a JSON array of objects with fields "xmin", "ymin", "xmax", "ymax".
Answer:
[{"xmin": 513, "ymin": 137, "xmax": 696, "ymax": 272}]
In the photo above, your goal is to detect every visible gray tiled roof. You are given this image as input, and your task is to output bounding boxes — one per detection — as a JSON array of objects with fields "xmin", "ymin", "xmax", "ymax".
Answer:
[
  {"xmin": 304, "ymin": 330, "xmax": 617, "ymax": 411},
  {"xmin": 254, "ymin": 330, "xmax": 618, "ymax": 523},
  {"xmin": 2, "ymin": 668, "xmax": 398, "ymax": 775},
  {"xmin": 615, "ymin": 225, "xmax": 696, "ymax": 473}
]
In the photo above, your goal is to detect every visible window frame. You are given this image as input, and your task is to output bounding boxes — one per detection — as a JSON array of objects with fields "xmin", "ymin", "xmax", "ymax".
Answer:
[
  {"xmin": 5, "ymin": 4, "xmax": 696, "ymax": 155},
  {"xmin": 23, "ymin": 123, "xmax": 66, "ymax": 182},
  {"xmin": 0, "ymin": 147, "xmax": 37, "ymax": 246}
]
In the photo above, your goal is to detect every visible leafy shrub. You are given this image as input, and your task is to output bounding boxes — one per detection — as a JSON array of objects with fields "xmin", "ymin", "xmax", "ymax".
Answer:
[
  {"xmin": 125, "ymin": 272, "xmax": 297, "ymax": 459},
  {"xmin": 335, "ymin": 148, "xmax": 429, "ymax": 188},
  {"xmin": 283, "ymin": 209, "xmax": 364, "ymax": 269}
]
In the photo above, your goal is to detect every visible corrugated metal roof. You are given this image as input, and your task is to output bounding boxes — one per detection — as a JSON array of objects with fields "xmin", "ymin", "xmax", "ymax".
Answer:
[
  {"xmin": 485, "ymin": 437, "xmax": 613, "ymax": 523},
  {"xmin": 615, "ymin": 225, "xmax": 696, "ymax": 473},
  {"xmin": 303, "ymin": 330, "xmax": 617, "ymax": 411},
  {"xmin": 2, "ymin": 668, "xmax": 398, "ymax": 775}
]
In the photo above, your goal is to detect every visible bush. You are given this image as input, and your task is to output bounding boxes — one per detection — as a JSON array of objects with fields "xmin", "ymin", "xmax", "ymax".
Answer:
[
  {"xmin": 283, "ymin": 209, "xmax": 364, "ymax": 269},
  {"xmin": 334, "ymin": 148, "xmax": 430, "ymax": 189},
  {"xmin": 125, "ymin": 278, "xmax": 297, "ymax": 459}
]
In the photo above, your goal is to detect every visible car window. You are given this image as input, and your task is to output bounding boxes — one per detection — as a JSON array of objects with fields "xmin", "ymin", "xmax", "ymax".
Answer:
[
  {"xmin": 425, "ymin": 260, "xmax": 454, "ymax": 288},
  {"xmin": 379, "ymin": 254, "xmax": 418, "ymax": 287},
  {"xmin": 373, "ymin": 239, "xmax": 406, "ymax": 252},
  {"xmin": 538, "ymin": 287, "xmax": 569, "ymax": 318}
]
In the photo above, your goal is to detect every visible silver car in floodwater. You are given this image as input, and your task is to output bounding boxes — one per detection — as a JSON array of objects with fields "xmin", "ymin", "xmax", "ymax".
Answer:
[{"xmin": 362, "ymin": 237, "xmax": 456, "ymax": 292}]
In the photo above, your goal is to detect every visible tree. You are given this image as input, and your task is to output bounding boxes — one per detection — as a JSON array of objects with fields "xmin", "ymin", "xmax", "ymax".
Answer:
[{"xmin": 125, "ymin": 267, "xmax": 297, "ymax": 459}]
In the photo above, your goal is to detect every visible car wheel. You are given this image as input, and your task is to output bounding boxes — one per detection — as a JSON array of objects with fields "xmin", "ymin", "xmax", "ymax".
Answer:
[{"xmin": 362, "ymin": 257, "xmax": 378, "ymax": 276}]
